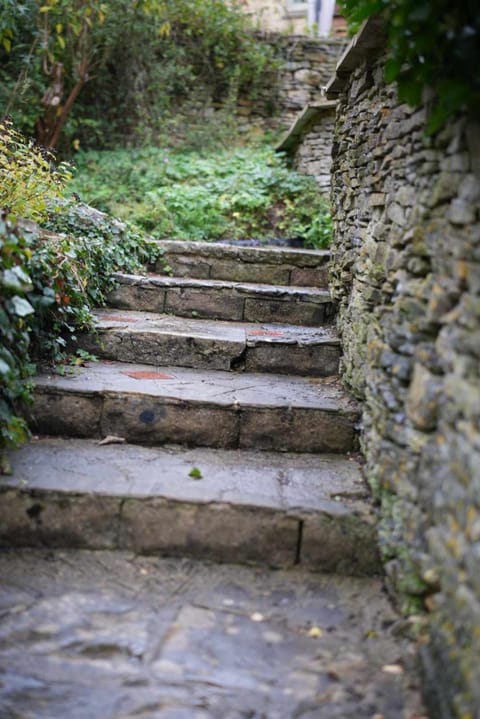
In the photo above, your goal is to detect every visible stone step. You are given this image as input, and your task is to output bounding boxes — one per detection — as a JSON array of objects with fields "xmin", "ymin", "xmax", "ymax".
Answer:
[
  {"xmin": 1, "ymin": 437, "xmax": 379, "ymax": 575},
  {"xmin": 156, "ymin": 239, "xmax": 331, "ymax": 288},
  {"xmin": 108, "ymin": 273, "xmax": 335, "ymax": 326},
  {"xmin": 31, "ymin": 361, "xmax": 359, "ymax": 453},
  {"xmin": 79, "ymin": 309, "xmax": 341, "ymax": 376}
]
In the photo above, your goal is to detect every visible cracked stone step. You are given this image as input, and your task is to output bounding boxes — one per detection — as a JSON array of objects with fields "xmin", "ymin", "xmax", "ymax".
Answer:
[
  {"xmin": 31, "ymin": 361, "xmax": 360, "ymax": 453},
  {"xmin": 107, "ymin": 273, "xmax": 336, "ymax": 326},
  {"xmin": 78, "ymin": 308, "xmax": 341, "ymax": 375},
  {"xmin": 1, "ymin": 437, "xmax": 379, "ymax": 574},
  {"xmin": 156, "ymin": 239, "xmax": 331, "ymax": 287}
]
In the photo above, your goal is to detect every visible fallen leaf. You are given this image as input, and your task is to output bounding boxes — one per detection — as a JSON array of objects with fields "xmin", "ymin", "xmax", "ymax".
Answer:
[
  {"xmin": 98, "ymin": 435, "xmax": 126, "ymax": 445},
  {"xmin": 250, "ymin": 612, "xmax": 264, "ymax": 622},
  {"xmin": 189, "ymin": 467, "xmax": 203, "ymax": 480},
  {"xmin": 381, "ymin": 663, "xmax": 404, "ymax": 675},
  {"xmin": 308, "ymin": 626, "xmax": 323, "ymax": 638}
]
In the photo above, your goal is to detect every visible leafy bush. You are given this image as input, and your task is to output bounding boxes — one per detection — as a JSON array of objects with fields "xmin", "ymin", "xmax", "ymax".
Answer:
[
  {"xmin": 0, "ymin": 122, "xmax": 162, "ymax": 467},
  {"xmin": 0, "ymin": 217, "xmax": 36, "ymax": 469},
  {"xmin": 0, "ymin": 0, "xmax": 278, "ymax": 151},
  {"xmin": 0, "ymin": 119, "xmax": 71, "ymax": 221},
  {"xmin": 339, "ymin": 0, "xmax": 480, "ymax": 133},
  {"xmin": 70, "ymin": 145, "xmax": 332, "ymax": 248}
]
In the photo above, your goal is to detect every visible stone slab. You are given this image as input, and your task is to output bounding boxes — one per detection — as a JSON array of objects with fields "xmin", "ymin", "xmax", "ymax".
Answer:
[
  {"xmin": 79, "ymin": 309, "xmax": 341, "ymax": 375},
  {"xmin": 157, "ymin": 239, "xmax": 330, "ymax": 266},
  {"xmin": 1, "ymin": 438, "xmax": 376, "ymax": 571},
  {"xmin": 108, "ymin": 273, "xmax": 335, "ymax": 326},
  {"xmin": 31, "ymin": 362, "xmax": 359, "ymax": 452},
  {"xmin": 0, "ymin": 548, "xmax": 427, "ymax": 718}
]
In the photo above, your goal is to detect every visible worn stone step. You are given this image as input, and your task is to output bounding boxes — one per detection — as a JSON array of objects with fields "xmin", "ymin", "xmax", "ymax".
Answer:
[
  {"xmin": 79, "ymin": 309, "xmax": 341, "ymax": 376},
  {"xmin": 156, "ymin": 239, "xmax": 331, "ymax": 287},
  {"xmin": 108, "ymin": 273, "xmax": 336, "ymax": 326},
  {"xmin": 31, "ymin": 361, "xmax": 359, "ymax": 453},
  {"xmin": 1, "ymin": 437, "xmax": 379, "ymax": 575},
  {"xmin": 0, "ymin": 549, "xmax": 425, "ymax": 719}
]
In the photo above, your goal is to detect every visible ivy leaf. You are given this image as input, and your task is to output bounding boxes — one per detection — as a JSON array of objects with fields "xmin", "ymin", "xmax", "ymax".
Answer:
[
  {"xmin": 0, "ymin": 359, "xmax": 11, "ymax": 377},
  {"xmin": 9, "ymin": 296, "xmax": 35, "ymax": 317},
  {"xmin": 2, "ymin": 266, "xmax": 32, "ymax": 291}
]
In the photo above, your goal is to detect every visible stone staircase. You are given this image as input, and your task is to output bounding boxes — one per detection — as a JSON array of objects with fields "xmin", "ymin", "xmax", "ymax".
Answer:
[
  {"xmin": 0, "ymin": 241, "xmax": 426, "ymax": 718},
  {"xmin": 2, "ymin": 240, "xmax": 377, "ymax": 574}
]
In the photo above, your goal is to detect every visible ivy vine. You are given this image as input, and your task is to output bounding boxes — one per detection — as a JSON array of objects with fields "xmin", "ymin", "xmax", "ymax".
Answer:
[{"xmin": 339, "ymin": 0, "xmax": 480, "ymax": 133}]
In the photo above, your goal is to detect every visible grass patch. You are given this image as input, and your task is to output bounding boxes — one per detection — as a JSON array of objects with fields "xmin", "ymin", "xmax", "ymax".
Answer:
[{"xmin": 69, "ymin": 145, "xmax": 332, "ymax": 248}]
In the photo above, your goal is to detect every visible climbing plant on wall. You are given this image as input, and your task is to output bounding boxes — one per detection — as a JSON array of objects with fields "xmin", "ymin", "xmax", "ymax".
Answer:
[{"xmin": 339, "ymin": 0, "xmax": 480, "ymax": 132}]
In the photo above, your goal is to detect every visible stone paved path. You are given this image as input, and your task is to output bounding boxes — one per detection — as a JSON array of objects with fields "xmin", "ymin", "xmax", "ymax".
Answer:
[
  {"xmin": 0, "ymin": 240, "xmax": 428, "ymax": 717},
  {"xmin": 0, "ymin": 549, "xmax": 425, "ymax": 719}
]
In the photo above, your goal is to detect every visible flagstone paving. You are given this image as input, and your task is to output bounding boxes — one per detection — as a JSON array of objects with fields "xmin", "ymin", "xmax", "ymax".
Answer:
[{"xmin": 0, "ymin": 549, "xmax": 425, "ymax": 719}]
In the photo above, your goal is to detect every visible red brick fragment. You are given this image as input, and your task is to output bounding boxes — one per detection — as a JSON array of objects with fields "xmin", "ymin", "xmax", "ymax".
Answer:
[
  {"xmin": 121, "ymin": 371, "xmax": 174, "ymax": 380},
  {"xmin": 249, "ymin": 329, "xmax": 284, "ymax": 337}
]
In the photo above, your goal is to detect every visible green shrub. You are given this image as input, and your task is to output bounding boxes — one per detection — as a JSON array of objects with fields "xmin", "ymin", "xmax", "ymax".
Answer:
[
  {"xmin": 0, "ymin": 119, "xmax": 71, "ymax": 221},
  {"xmin": 0, "ymin": 218, "xmax": 36, "ymax": 469},
  {"xmin": 70, "ymin": 145, "xmax": 333, "ymax": 247},
  {"xmin": 1, "ymin": 0, "xmax": 278, "ymax": 151},
  {"xmin": 0, "ymin": 122, "xmax": 162, "ymax": 467}
]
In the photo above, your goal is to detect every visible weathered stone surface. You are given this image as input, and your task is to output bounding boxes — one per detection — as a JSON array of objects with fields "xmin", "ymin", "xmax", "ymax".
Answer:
[
  {"xmin": 239, "ymin": 406, "xmax": 358, "ymax": 453},
  {"xmin": 2, "ymin": 438, "xmax": 377, "ymax": 569},
  {"xmin": 32, "ymin": 361, "xmax": 360, "ymax": 452},
  {"xmin": 120, "ymin": 500, "xmax": 299, "ymax": 566},
  {"xmin": 245, "ymin": 339, "xmax": 340, "ymax": 376},
  {"xmin": 109, "ymin": 273, "xmax": 335, "ymax": 326},
  {"xmin": 79, "ymin": 309, "xmax": 341, "ymax": 376},
  {"xmin": 156, "ymin": 240, "xmax": 332, "ymax": 287},
  {"xmin": 243, "ymin": 295, "xmax": 334, "ymax": 325},
  {"xmin": 301, "ymin": 514, "xmax": 381, "ymax": 575},
  {"xmin": 31, "ymin": 391, "xmax": 102, "ymax": 437},
  {"xmin": 0, "ymin": 548, "xmax": 425, "ymax": 719},
  {"xmin": 0, "ymin": 488, "xmax": 121, "ymax": 549}
]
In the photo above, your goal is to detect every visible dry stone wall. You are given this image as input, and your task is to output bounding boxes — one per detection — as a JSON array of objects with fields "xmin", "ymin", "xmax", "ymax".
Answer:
[
  {"xmin": 290, "ymin": 109, "xmax": 335, "ymax": 190},
  {"xmin": 238, "ymin": 35, "xmax": 346, "ymax": 129},
  {"xmin": 328, "ymin": 32, "xmax": 480, "ymax": 719},
  {"xmin": 277, "ymin": 102, "xmax": 336, "ymax": 191}
]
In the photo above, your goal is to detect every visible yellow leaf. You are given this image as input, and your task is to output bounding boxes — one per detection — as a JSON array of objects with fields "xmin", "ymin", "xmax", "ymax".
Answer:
[
  {"xmin": 158, "ymin": 21, "xmax": 171, "ymax": 38},
  {"xmin": 381, "ymin": 664, "xmax": 404, "ymax": 675},
  {"xmin": 39, "ymin": 6, "xmax": 52, "ymax": 12},
  {"xmin": 307, "ymin": 626, "xmax": 323, "ymax": 638},
  {"xmin": 72, "ymin": 138, "xmax": 81, "ymax": 151},
  {"xmin": 2, "ymin": 38, "xmax": 12, "ymax": 53},
  {"xmin": 57, "ymin": 35, "xmax": 65, "ymax": 50},
  {"xmin": 56, "ymin": 23, "xmax": 63, "ymax": 34}
]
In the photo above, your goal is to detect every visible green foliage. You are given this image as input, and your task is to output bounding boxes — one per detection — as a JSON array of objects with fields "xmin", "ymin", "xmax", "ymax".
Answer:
[
  {"xmin": 1, "ymin": 0, "xmax": 278, "ymax": 150},
  {"xmin": 0, "ymin": 119, "xmax": 71, "ymax": 221},
  {"xmin": 31, "ymin": 202, "xmax": 162, "ymax": 362},
  {"xmin": 0, "ymin": 123, "xmax": 162, "ymax": 464},
  {"xmin": 0, "ymin": 218, "xmax": 36, "ymax": 466},
  {"xmin": 70, "ymin": 145, "xmax": 332, "ymax": 248},
  {"xmin": 339, "ymin": 0, "xmax": 480, "ymax": 132}
]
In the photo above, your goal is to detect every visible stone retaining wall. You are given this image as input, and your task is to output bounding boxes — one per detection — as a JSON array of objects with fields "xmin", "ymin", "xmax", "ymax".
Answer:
[
  {"xmin": 237, "ymin": 35, "xmax": 346, "ymax": 129},
  {"xmin": 327, "ymin": 19, "xmax": 480, "ymax": 719},
  {"xmin": 276, "ymin": 102, "xmax": 336, "ymax": 191}
]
